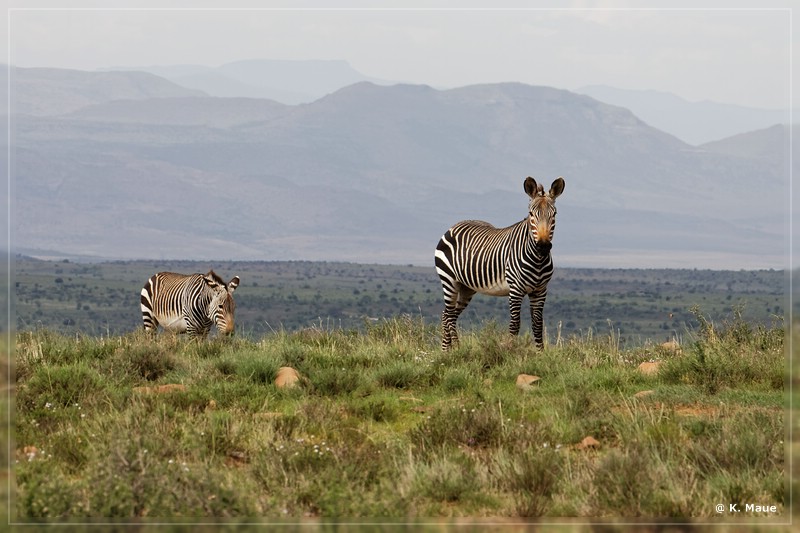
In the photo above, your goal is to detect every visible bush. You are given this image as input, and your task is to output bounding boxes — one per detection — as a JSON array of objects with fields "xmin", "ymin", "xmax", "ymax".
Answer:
[
  {"xmin": 375, "ymin": 361, "xmax": 426, "ymax": 389},
  {"xmin": 410, "ymin": 404, "xmax": 504, "ymax": 455},
  {"xmin": 496, "ymin": 446, "xmax": 564, "ymax": 516},
  {"xmin": 18, "ymin": 362, "xmax": 106, "ymax": 410}
]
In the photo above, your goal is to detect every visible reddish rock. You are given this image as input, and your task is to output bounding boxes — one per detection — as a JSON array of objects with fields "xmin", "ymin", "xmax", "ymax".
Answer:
[
  {"xmin": 516, "ymin": 374, "xmax": 541, "ymax": 390},
  {"xmin": 637, "ymin": 361, "xmax": 661, "ymax": 376},
  {"xmin": 576, "ymin": 436, "xmax": 600, "ymax": 450},
  {"xmin": 133, "ymin": 384, "xmax": 186, "ymax": 395},
  {"xmin": 275, "ymin": 366, "xmax": 301, "ymax": 388}
]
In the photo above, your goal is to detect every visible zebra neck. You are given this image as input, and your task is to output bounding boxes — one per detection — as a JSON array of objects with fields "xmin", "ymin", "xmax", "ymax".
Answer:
[{"xmin": 521, "ymin": 227, "xmax": 550, "ymax": 265}]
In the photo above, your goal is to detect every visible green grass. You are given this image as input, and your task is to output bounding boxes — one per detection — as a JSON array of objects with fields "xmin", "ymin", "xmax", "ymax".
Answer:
[{"xmin": 11, "ymin": 310, "xmax": 789, "ymax": 524}]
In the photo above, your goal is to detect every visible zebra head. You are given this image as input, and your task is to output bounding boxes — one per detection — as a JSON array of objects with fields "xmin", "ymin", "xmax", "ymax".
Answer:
[
  {"xmin": 203, "ymin": 271, "xmax": 240, "ymax": 335},
  {"xmin": 524, "ymin": 176, "xmax": 565, "ymax": 254}
]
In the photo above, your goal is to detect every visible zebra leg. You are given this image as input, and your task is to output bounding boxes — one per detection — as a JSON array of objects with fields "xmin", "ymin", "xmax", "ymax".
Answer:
[
  {"xmin": 441, "ymin": 308, "xmax": 456, "ymax": 350},
  {"xmin": 529, "ymin": 290, "xmax": 547, "ymax": 348},
  {"xmin": 140, "ymin": 285, "xmax": 158, "ymax": 333},
  {"xmin": 508, "ymin": 289, "xmax": 525, "ymax": 336},
  {"xmin": 440, "ymin": 278, "xmax": 458, "ymax": 350},
  {"xmin": 142, "ymin": 315, "xmax": 158, "ymax": 334},
  {"xmin": 441, "ymin": 285, "xmax": 475, "ymax": 350}
]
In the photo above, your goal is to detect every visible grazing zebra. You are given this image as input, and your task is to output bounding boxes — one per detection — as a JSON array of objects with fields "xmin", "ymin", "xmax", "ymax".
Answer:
[
  {"xmin": 435, "ymin": 176, "xmax": 565, "ymax": 350},
  {"xmin": 140, "ymin": 271, "xmax": 240, "ymax": 338}
]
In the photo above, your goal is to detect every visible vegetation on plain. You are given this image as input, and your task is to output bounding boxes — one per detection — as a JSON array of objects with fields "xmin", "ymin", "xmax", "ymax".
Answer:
[
  {"xmin": 13, "ymin": 257, "xmax": 786, "ymax": 344},
  {"xmin": 10, "ymin": 307, "xmax": 788, "ymax": 523}
]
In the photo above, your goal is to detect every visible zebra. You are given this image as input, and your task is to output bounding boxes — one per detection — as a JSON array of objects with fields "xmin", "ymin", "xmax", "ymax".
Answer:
[
  {"xmin": 140, "ymin": 270, "xmax": 240, "ymax": 338},
  {"xmin": 435, "ymin": 176, "xmax": 565, "ymax": 350}
]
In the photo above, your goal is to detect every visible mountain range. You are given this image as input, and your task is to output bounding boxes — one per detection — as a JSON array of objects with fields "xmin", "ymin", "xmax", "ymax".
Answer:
[
  {"xmin": 100, "ymin": 59, "xmax": 789, "ymax": 146},
  {"xmin": 101, "ymin": 59, "xmax": 391, "ymax": 105},
  {"xmin": 576, "ymin": 85, "xmax": 789, "ymax": 146},
  {"xmin": 4, "ymin": 65, "xmax": 791, "ymax": 269}
]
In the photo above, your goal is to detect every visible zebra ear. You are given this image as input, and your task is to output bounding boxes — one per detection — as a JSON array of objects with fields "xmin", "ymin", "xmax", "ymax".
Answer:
[
  {"xmin": 203, "ymin": 271, "xmax": 219, "ymax": 286},
  {"xmin": 524, "ymin": 177, "xmax": 538, "ymax": 198},
  {"xmin": 228, "ymin": 276, "xmax": 240, "ymax": 293},
  {"xmin": 549, "ymin": 177, "xmax": 565, "ymax": 199}
]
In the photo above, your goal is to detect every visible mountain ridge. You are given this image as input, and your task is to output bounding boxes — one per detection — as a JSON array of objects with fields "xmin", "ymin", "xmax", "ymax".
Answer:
[{"xmin": 7, "ymin": 70, "xmax": 789, "ymax": 269}]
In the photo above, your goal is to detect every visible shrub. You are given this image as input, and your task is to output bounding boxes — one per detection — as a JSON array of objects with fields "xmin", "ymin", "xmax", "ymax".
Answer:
[
  {"xmin": 410, "ymin": 403, "xmax": 504, "ymax": 455},
  {"xmin": 413, "ymin": 453, "xmax": 480, "ymax": 503},
  {"xmin": 375, "ymin": 361, "xmax": 426, "ymax": 389},
  {"xmin": 115, "ymin": 343, "xmax": 176, "ymax": 382},
  {"xmin": 496, "ymin": 446, "xmax": 564, "ymax": 516},
  {"xmin": 592, "ymin": 444, "xmax": 654, "ymax": 516},
  {"xmin": 18, "ymin": 362, "xmax": 106, "ymax": 410},
  {"xmin": 310, "ymin": 366, "xmax": 364, "ymax": 396}
]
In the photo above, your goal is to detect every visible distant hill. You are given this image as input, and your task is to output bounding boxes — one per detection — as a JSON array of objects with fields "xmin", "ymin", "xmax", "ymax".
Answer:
[
  {"xmin": 102, "ymin": 59, "xmax": 393, "ymax": 105},
  {"xmin": 0, "ymin": 66, "xmax": 206, "ymax": 116},
  {"xmin": 64, "ymin": 96, "xmax": 289, "ymax": 127},
  {"xmin": 577, "ymin": 85, "xmax": 788, "ymax": 145},
  {"xmin": 6, "ymin": 69, "xmax": 789, "ymax": 269},
  {"xmin": 699, "ymin": 124, "xmax": 788, "ymax": 160}
]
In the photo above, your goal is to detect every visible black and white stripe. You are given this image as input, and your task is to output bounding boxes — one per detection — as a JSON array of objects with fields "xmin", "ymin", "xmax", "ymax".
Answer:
[
  {"xmin": 435, "ymin": 176, "xmax": 565, "ymax": 350},
  {"xmin": 140, "ymin": 270, "xmax": 240, "ymax": 338}
]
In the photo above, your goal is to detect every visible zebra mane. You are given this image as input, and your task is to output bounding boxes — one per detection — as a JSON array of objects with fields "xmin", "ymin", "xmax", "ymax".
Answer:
[
  {"xmin": 204, "ymin": 270, "xmax": 226, "ymax": 286},
  {"xmin": 536, "ymin": 183, "xmax": 545, "ymax": 196}
]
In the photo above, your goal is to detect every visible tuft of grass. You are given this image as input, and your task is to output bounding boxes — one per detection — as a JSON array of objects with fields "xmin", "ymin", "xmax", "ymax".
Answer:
[
  {"xmin": 410, "ymin": 403, "xmax": 505, "ymax": 455},
  {"xmin": 495, "ymin": 445, "xmax": 564, "ymax": 517},
  {"xmin": 660, "ymin": 307, "xmax": 785, "ymax": 394},
  {"xmin": 120, "ymin": 343, "xmax": 177, "ymax": 382},
  {"xmin": 375, "ymin": 361, "xmax": 427, "ymax": 389}
]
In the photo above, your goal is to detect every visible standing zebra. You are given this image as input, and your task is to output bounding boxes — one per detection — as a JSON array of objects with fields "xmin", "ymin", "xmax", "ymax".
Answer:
[
  {"xmin": 435, "ymin": 176, "xmax": 565, "ymax": 350},
  {"xmin": 140, "ymin": 271, "xmax": 240, "ymax": 338}
]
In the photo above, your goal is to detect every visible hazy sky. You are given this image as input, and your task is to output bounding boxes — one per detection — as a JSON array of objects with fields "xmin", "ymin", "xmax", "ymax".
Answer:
[{"xmin": 3, "ymin": 1, "xmax": 795, "ymax": 110}]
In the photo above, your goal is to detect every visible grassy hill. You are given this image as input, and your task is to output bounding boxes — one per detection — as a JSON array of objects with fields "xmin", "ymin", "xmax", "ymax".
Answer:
[{"xmin": 8, "ymin": 310, "xmax": 788, "ymax": 522}]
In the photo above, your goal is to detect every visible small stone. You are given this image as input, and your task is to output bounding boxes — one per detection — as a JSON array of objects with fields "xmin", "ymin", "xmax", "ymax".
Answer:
[
  {"xmin": 133, "ymin": 384, "xmax": 186, "ymax": 395},
  {"xmin": 637, "ymin": 361, "xmax": 661, "ymax": 376},
  {"xmin": 633, "ymin": 390, "xmax": 655, "ymax": 398},
  {"xmin": 516, "ymin": 374, "xmax": 541, "ymax": 391},
  {"xmin": 275, "ymin": 366, "xmax": 301, "ymax": 388},
  {"xmin": 660, "ymin": 340, "xmax": 681, "ymax": 353},
  {"xmin": 577, "ymin": 436, "xmax": 600, "ymax": 450}
]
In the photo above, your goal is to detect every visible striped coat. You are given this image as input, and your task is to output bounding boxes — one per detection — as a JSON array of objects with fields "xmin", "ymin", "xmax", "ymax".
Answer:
[{"xmin": 435, "ymin": 177, "xmax": 564, "ymax": 350}]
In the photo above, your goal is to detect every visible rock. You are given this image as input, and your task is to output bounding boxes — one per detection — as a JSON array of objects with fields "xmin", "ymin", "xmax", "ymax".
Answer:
[
  {"xmin": 516, "ymin": 374, "xmax": 541, "ymax": 391},
  {"xmin": 133, "ymin": 384, "xmax": 186, "ymax": 395},
  {"xmin": 633, "ymin": 390, "xmax": 655, "ymax": 398},
  {"xmin": 637, "ymin": 361, "xmax": 661, "ymax": 376},
  {"xmin": 275, "ymin": 366, "xmax": 301, "ymax": 388},
  {"xmin": 576, "ymin": 436, "xmax": 600, "ymax": 450},
  {"xmin": 660, "ymin": 340, "xmax": 681, "ymax": 353}
]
